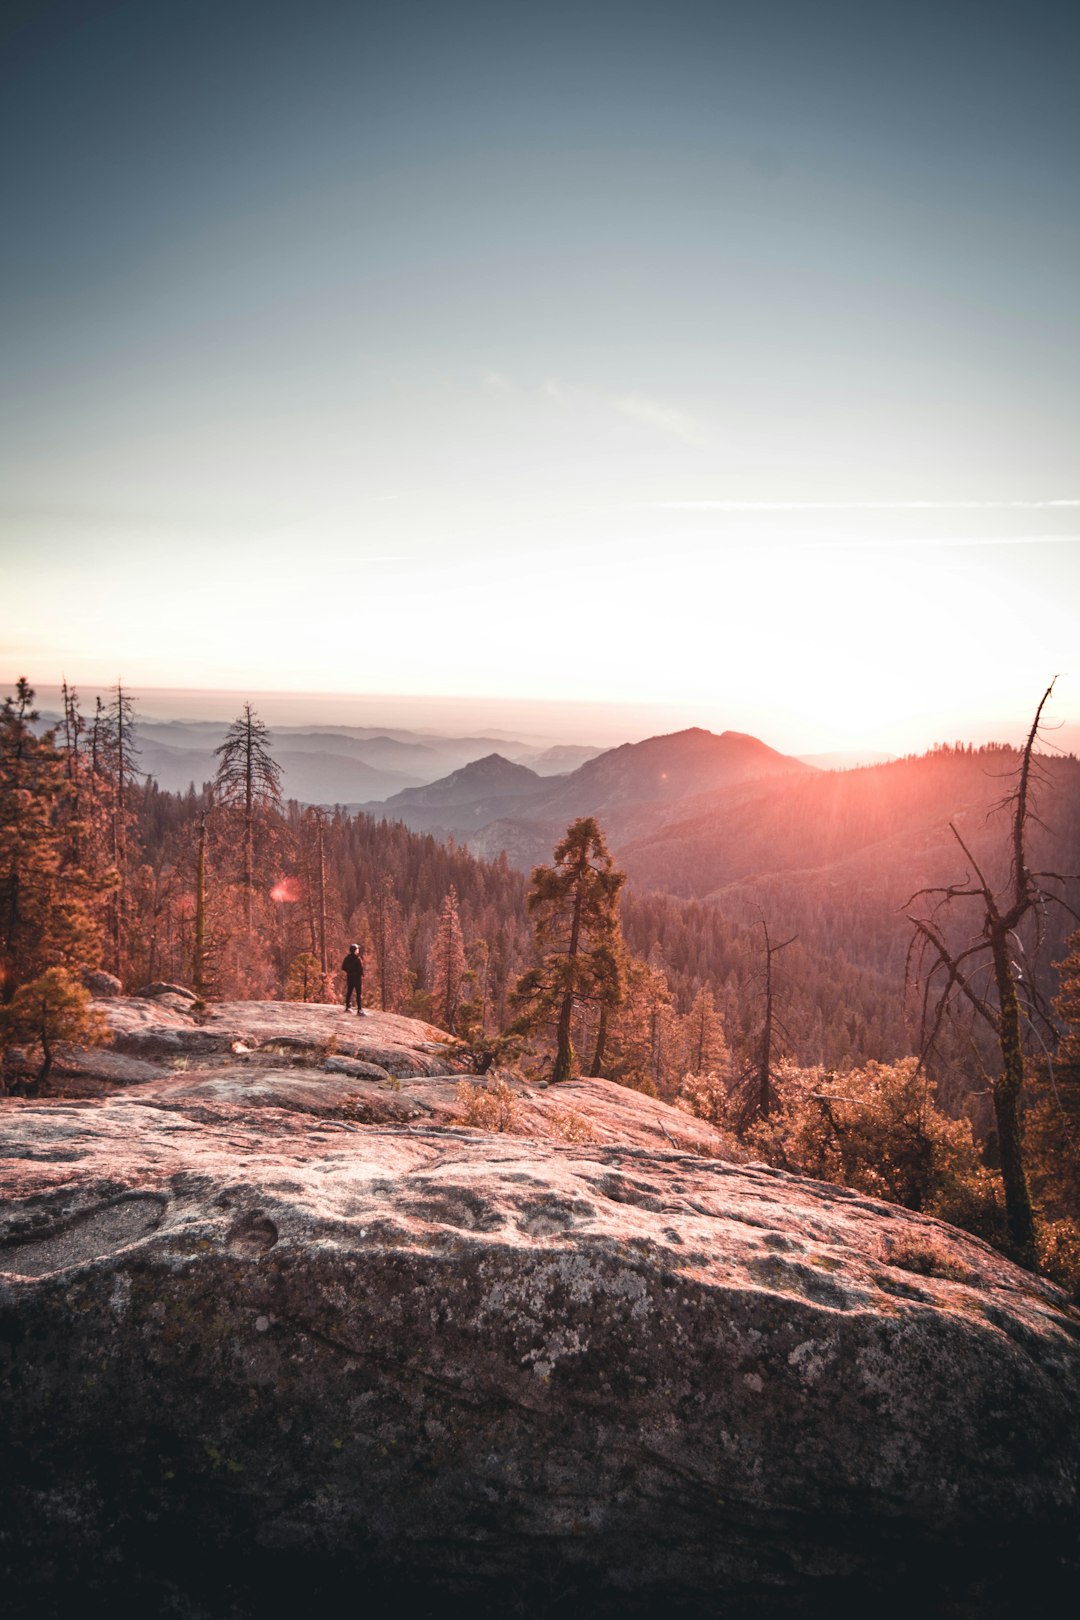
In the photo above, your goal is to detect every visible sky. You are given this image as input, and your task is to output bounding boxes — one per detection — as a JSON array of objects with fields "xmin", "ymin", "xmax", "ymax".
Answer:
[{"xmin": 2, "ymin": 0, "xmax": 1079, "ymax": 755}]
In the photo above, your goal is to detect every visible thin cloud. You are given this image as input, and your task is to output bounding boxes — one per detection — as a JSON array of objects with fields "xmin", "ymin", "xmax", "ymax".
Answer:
[
  {"xmin": 610, "ymin": 391, "xmax": 703, "ymax": 444},
  {"xmin": 652, "ymin": 498, "xmax": 1080, "ymax": 511},
  {"xmin": 493, "ymin": 374, "xmax": 705, "ymax": 444},
  {"xmin": 807, "ymin": 533, "xmax": 1080, "ymax": 550}
]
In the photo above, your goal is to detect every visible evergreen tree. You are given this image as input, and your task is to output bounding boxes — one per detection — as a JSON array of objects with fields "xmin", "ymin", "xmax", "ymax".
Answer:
[
  {"xmin": 101, "ymin": 682, "xmax": 141, "ymax": 981},
  {"xmin": 1026, "ymin": 931, "xmax": 1080, "ymax": 1286},
  {"xmin": 367, "ymin": 873, "xmax": 408, "ymax": 1011},
  {"xmin": 0, "ymin": 681, "xmax": 102, "ymax": 1001},
  {"xmin": 607, "ymin": 958, "xmax": 677, "ymax": 1096},
  {"xmin": 430, "ymin": 885, "xmax": 467, "ymax": 1033},
  {"xmin": 213, "ymin": 705, "xmax": 282, "ymax": 940},
  {"xmin": 513, "ymin": 817, "xmax": 625, "ymax": 1083},
  {"xmin": 0, "ymin": 967, "xmax": 109, "ymax": 1093},
  {"xmin": 681, "ymin": 985, "xmax": 729, "ymax": 1076},
  {"xmin": 285, "ymin": 951, "xmax": 322, "ymax": 1002}
]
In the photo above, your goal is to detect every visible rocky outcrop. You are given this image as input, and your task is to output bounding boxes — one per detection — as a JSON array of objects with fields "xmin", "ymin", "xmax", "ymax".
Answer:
[
  {"xmin": 78, "ymin": 967, "xmax": 122, "ymax": 997},
  {"xmin": 1, "ymin": 1012, "xmax": 1078, "ymax": 1617}
]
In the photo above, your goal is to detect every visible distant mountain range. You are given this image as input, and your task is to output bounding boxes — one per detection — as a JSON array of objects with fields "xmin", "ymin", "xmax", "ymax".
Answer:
[
  {"xmin": 362, "ymin": 727, "xmax": 1079, "ymax": 993},
  {"xmin": 364, "ymin": 728, "xmax": 813, "ymax": 861},
  {"xmin": 33, "ymin": 715, "xmax": 605, "ymax": 804}
]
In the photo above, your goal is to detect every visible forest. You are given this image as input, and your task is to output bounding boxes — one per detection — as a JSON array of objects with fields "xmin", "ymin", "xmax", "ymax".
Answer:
[{"xmin": 2, "ymin": 678, "xmax": 1078, "ymax": 1292}]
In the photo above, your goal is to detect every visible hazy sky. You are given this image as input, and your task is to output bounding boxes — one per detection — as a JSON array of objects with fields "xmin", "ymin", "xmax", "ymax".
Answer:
[{"xmin": 2, "ymin": 0, "xmax": 1078, "ymax": 752}]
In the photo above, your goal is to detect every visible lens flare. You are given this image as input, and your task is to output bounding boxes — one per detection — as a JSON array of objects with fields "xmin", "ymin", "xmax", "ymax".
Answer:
[{"xmin": 269, "ymin": 877, "xmax": 301, "ymax": 903}]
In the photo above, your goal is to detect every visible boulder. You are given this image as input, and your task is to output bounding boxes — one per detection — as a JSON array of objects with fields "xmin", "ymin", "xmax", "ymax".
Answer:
[
  {"xmin": 0, "ymin": 1080, "xmax": 1077, "ymax": 1617},
  {"xmin": 78, "ymin": 968, "xmax": 122, "ymax": 998}
]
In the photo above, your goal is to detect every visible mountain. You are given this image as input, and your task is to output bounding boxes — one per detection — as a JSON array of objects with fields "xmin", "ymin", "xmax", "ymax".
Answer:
[
  {"xmin": 513, "ymin": 743, "xmax": 605, "ymax": 775},
  {"xmin": 367, "ymin": 727, "xmax": 812, "ymax": 860},
  {"xmin": 360, "ymin": 754, "xmax": 550, "ymax": 834},
  {"xmin": 529, "ymin": 728, "xmax": 810, "ymax": 824},
  {"xmin": 469, "ymin": 729, "xmax": 812, "ymax": 867},
  {"xmin": 617, "ymin": 745, "xmax": 1080, "ymax": 982},
  {"xmin": 133, "ymin": 735, "xmax": 420, "ymax": 802}
]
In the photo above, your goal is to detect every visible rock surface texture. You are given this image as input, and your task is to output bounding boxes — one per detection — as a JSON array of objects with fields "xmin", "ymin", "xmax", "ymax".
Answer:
[{"xmin": 1, "ymin": 1001, "xmax": 1078, "ymax": 1618}]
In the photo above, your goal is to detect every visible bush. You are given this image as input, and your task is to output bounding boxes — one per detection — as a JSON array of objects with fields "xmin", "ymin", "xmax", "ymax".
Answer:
[
  {"xmin": 742, "ymin": 1058, "xmax": 1003, "ymax": 1239},
  {"xmin": 0, "ymin": 968, "xmax": 110, "ymax": 1093},
  {"xmin": 1036, "ymin": 1219, "xmax": 1080, "ymax": 1300},
  {"xmin": 455, "ymin": 1077, "xmax": 519, "ymax": 1133}
]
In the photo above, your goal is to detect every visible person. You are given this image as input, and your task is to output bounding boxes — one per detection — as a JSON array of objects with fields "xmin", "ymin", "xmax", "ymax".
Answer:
[{"xmin": 341, "ymin": 943, "xmax": 364, "ymax": 1014}]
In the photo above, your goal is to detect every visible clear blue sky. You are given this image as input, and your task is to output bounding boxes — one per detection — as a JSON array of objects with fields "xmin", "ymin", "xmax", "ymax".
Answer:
[{"xmin": 2, "ymin": 0, "xmax": 1078, "ymax": 751}]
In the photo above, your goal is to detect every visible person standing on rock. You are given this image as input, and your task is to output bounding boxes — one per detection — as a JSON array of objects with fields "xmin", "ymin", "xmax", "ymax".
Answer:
[{"xmin": 341, "ymin": 944, "xmax": 365, "ymax": 1015}]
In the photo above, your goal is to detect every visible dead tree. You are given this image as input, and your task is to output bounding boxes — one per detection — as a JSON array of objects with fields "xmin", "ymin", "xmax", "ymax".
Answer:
[
  {"xmin": 755, "ymin": 921, "xmax": 796, "ymax": 1119},
  {"xmin": 725, "ymin": 920, "xmax": 796, "ymax": 1128},
  {"xmin": 906, "ymin": 682, "xmax": 1078, "ymax": 1267}
]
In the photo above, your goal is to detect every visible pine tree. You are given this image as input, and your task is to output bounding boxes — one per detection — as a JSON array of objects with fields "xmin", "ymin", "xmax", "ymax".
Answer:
[
  {"xmin": 0, "ymin": 967, "xmax": 109, "ymax": 1093},
  {"xmin": 213, "ymin": 705, "xmax": 282, "ymax": 941},
  {"xmin": 285, "ymin": 951, "xmax": 322, "ymax": 1002},
  {"xmin": 430, "ymin": 885, "xmax": 467, "ymax": 1033},
  {"xmin": 607, "ymin": 958, "xmax": 677, "ymax": 1096},
  {"xmin": 1026, "ymin": 931, "xmax": 1080, "ymax": 1276},
  {"xmin": 513, "ymin": 817, "xmax": 626, "ymax": 1083},
  {"xmin": 0, "ymin": 681, "xmax": 102, "ymax": 1001},
  {"xmin": 681, "ymin": 985, "xmax": 729, "ymax": 1077},
  {"xmin": 101, "ymin": 682, "xmax": 141, "ymax": 981},
  {"xmin": 368, "ymin": 874, "xmax": 408, "ymax": 1011}
]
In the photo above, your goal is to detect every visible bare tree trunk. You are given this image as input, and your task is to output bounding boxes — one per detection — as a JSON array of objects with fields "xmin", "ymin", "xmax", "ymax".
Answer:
[
  {"xmin": 755, "ymin": 924, "xmax": 794, "ymax": 1120},
  {"xmin": 193, "ymin": 815, "xmax": 209, "ymax": 1000},
  {"xmin": 591, "ymin": 1003, "xmax": 610, "ymax": 1076},
  {"xmin": 990, "ymin": 930, "xmax": 1037, "ymax": 1263},
  {"xmin": 554, "ymin": 879, "xmax": 584, "ymax": 1083},
  {"xmin": 316, "ymin": 813, "xmax": 327, "ymax": 975}
]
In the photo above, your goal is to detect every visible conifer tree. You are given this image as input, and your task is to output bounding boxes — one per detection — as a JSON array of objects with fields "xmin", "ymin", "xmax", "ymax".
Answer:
[
  {"xmin": 0, "ymin": 967, "xmax": 109, "ymax": 1093},
  {"xmin": 285, "ymin": 951, "xmax": 322, "ymax": 1002},
  {"xmin": 513, "ymin": 816, "xmax": 625, "ymax": 1083},
  {"xmin": 213, "ymin": 705, "xmax": 282, "ymax": 939},
  {"xmin": 607, "ymin": 958, "xmax": 677, "ymax": 1095},
  {"xmin": 368, "ymin": 873, "xmax": 408, "ymax": 1011},
  {"xmin": 0, "ymin": 681, "xmax": 102, "ymax": 1001},
  {"xmin": 430, "ymin": 885, "xmax": 467, "ymax": 1033},
  {"xmin": 681, "ymin": 985, "xmax": 729, "ymax": 1076},
  {"xmin": 1025, "ymin": 931, "xmax": 1080, "ymax": 1269},
  {"xmin": 102, "ymin": 682, "xmax": 140, "ymax": 981}
]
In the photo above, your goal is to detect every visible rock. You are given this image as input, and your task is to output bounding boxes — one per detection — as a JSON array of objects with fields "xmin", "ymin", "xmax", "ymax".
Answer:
[
  {"xmin": 51, "ymin": 1048, "xmax": 168, "ymax": 1087},
  {"xmin": 322, "ymin": 1055, "xmax": 394, "ymax": 1081},
  {"xmin": 197, "ymin": 1002, "xmax": 461, "ymax": 1077},
  {"xmin": 151, "ymin": 1066, "xmax": 431, "ymax": 1124},
  {"xmin": 0, "ymin": 1079, "xmax": 1077, "ymax": 1617},
  {"xmin": 79, "ymin": 968, "xmax": 122, "ymax": 998},
  {"xmin": 102, "ymin": 1003, "xmax": 234, "ymax": 1059},
  {"xmin": 131, "ymin": 982, "xmax": 198, "ymax": 1002}
]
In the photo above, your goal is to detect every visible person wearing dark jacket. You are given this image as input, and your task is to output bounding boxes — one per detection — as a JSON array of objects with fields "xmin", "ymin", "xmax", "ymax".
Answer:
[{"xmin": 341, "ymin": 943, "xmax": 364, "ymax": 1014}]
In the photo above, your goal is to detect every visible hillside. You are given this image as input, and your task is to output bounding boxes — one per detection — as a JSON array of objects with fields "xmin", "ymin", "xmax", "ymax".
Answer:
[
  {"xmin": 380, "ymin": 727, "xmax": 812, "ymax": 858},
  {"xmin": 619, "ymin": 745, "xmax": 1080, "ymax": 981},
  {"xmin": 362, "ymin": 753, "xmax": 549, "ymax": 833}
]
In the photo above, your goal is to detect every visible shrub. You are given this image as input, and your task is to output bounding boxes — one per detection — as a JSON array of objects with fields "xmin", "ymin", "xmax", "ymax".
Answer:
[{"xmin": 455, "ymin": 1077, "xmax": 519, "ymax": 1133}]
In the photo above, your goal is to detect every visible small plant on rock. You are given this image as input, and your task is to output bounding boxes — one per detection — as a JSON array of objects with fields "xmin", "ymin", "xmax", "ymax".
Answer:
[
  {"xmin": 878, "ymin": 1233, "xmax": 978, "ymax": 1285},
  {"xmin": 455, "ymin": 1077, "xmax": 519, "ymax": 1133},
  {"xmin": 0, "ymin": 968, "xmax": 110, "ymax": 1094}
]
